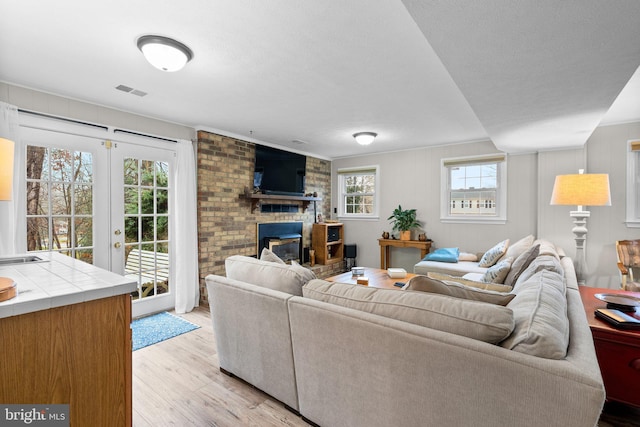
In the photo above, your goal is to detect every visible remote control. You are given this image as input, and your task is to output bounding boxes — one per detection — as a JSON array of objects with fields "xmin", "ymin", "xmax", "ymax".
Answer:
[{"xmin": 394, "ymin": 282, "xmax": 405, "ymax": 288}]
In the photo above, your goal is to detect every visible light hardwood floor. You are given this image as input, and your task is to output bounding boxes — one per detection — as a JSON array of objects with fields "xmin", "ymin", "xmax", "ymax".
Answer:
[
  {"xmin": 133, "ymin": 307, "xmax": 639, "ymax": 427},
  {"xmin": 132, "ymin": 307, "xmax": 309, "ymax": 427}
]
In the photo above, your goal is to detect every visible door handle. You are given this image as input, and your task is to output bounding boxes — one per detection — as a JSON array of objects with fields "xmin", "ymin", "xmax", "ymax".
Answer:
[
  {"xmin": 114, "ymin": 229, "xmax": 121, "ymax": 235},
  {"xmin": 114, "ymin": 242, "xmax": 122, "ymax": 249}
]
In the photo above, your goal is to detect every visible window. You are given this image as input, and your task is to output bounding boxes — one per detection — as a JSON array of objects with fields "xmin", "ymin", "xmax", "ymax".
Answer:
[
  {"xmin": 626, "ymin": 140, "xmax": 640, "ymax": 227},
  {"xmin": 441, "ymin": 154, "xmax": 507, "ymax": 224},
  {"xmin": 337, "ymin": 166, "xmax": 379, "ymax": 218},
  {"xmin": 26, "ymin": 145, "xmax": 95, "ymax": 263}
]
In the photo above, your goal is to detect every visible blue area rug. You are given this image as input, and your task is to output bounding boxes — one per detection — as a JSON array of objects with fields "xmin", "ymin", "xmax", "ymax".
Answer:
[{"xmin": 131, "ymin": 311, "xmax": 200, "ymax": 351}]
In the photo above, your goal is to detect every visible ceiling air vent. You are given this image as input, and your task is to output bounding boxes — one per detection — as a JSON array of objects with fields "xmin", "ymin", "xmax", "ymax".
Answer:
[{"xmin": 115, "ymin": 85, "xmax": 147, "ymax": 97}]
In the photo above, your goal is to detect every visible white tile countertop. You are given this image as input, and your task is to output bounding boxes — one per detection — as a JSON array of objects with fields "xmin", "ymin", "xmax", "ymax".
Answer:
[{"xmin": 0, "ymin": 252, "xmax": 137, "ymax": 319}]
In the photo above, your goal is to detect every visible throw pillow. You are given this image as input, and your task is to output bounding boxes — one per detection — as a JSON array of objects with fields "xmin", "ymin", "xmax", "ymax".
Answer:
[
  {"xmin": 427, "ymin": 272, "xmax": 512, "ymax": 292},
  {"xmin": 405, "ymin": 275, "xmax": 515, "ymax": 306},
  {"xmin": 260, "ymin": 248, "xmax": 286, "ymax": 264},
  {"xmin": 303, "ymin": 280, "xmax": 515, "ymax": 344},
  {"xmin": 502, "ymin": 234, "xmax": 535, "ymax": 261},
  {"xmin": 458, "ymin": 252, "xmax": 479, "ymax": 262},
  {"xmin": 478, "ymin": 239, "xmax": 510, "ymax": 267},
  {"xmin": 533, "ymin": 239, "xmax": 560, "ymax": 260},
  {"xmin": 482, "ymin": 257, "xmax": 513, "ymax": 284},
  {"xmin": 503, "ymin": 244, "xmax": 540, "ymax": 287},
  {"xmin": 423, "ymin": 247, "xmax": 459, "ymax": 263}
]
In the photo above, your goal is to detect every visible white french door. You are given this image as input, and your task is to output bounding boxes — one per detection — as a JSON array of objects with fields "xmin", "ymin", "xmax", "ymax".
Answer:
[
  {"xmin": 20, "ymin": 122, "xmax": 175, "ymax": 318},
  {"xmin": 110, "ymin": 142, "xmax": 174, "ymax": 318}
]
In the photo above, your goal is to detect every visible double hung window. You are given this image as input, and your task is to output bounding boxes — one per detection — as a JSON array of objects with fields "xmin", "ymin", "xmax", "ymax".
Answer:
[
  {"xmin": 441, "ymin": 154, "xmax": 507, "ymax": 224},
  {"xmin": 337, "ymin": 166, "xmax": 379, "ymax": 218}
]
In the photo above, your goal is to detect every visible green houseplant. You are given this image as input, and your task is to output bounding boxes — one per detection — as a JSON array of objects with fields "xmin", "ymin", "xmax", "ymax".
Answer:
[{"xmin": 387, "ymin": 205, "xmax": 422, "ymax": 240}]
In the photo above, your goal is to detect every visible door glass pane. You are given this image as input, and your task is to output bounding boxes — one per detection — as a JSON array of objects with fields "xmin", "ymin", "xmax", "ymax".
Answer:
[
  {"xmin": 123, "ymin": 157, "xmax": 170, "ymax": 301},
  {"xmin": 26, "ymin": 145, "xmax": 94, "ymax": 262}
]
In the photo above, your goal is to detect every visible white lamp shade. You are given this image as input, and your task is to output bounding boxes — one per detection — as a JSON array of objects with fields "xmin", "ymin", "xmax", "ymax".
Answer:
[
  {"xmin": 0, "ymin": 138, "xmax": 15, "ymax": 201},
  {"xmin": 353, "ymin": 132, "xmax": 377, "ymax": 146},
  {"xmin": 550, "ymin": 173, "xmax": 611, "ymax": 206},
  {"xmin": 138, "ymin": 35, "xmax": 193, "ymax": 72}
]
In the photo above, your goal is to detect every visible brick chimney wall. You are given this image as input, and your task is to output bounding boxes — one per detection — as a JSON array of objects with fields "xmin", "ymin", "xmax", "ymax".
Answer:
[{"xmin": 196, "ymin": 130, "xmax": 331, "ymax": 305}]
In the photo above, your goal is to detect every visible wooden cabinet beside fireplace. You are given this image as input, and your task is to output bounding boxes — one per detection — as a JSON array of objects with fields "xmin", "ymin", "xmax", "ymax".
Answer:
[{"xmin": 312, "ymin": 223, "xmax": 344, "ymax": 265}]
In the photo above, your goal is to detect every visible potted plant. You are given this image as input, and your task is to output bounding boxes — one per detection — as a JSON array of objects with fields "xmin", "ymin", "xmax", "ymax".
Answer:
[{"xmin": 387, "ymin": 205, "xmax": 422, "ymax": 240}]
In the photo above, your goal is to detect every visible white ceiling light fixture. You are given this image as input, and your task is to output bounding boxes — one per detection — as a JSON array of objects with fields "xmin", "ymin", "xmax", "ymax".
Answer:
[
  {"xmin": 137, "ymin": 35, "xmax": 193, "ymax": 72},
  {"xmin": 353, "ymin": 132, "xmax": 377, "ymax": 146}
]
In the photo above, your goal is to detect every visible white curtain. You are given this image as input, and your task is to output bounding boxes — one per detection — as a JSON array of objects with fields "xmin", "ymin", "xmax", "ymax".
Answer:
[
  {"xmin": 0, "ymin": 102, "xmax": 21, "ymax": 256},
  {"xmin": 172, "ymin": 139, "xmax": 199, "ymax": 313}
]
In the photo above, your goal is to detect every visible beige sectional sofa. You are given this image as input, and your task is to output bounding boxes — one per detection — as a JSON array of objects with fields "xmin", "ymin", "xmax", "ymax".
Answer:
[{"xmin": 205, "ymin": 245, "xmax": 605, "ymax": 427}]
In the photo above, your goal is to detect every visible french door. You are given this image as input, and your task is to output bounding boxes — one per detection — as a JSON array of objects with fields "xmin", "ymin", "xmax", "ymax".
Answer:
[
  {"xmin": 110, "ymin": 142, "xmax": 174, "ymax": 317},
  {"xmin": 21, "ymin": 124, "xmax": 175, "ymax": 318}
]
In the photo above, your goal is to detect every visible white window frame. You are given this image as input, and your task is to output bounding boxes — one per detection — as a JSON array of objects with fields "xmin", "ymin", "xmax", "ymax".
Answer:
[
  {"xmin": 440, "ymin": 154, "xmax": 507, "ymax": 224},
  {"xmin": 625, "ymin": 139, "xmax": 640, "ymax": 228},
  {"xmin": 337, "ymin": 165, "xmax": 379, "ymax": 219}
]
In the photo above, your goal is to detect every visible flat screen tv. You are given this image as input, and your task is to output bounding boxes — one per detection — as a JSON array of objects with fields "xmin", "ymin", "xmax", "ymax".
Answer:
[{"xmin": 254, "ymin": 145, "xmax": 306, "ymax": 196}]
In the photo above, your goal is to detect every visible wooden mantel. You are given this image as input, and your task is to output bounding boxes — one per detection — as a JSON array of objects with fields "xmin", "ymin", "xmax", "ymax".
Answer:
[{"xmin": 242, "ymin": 187, "xmax": 322, "ymax": 213}]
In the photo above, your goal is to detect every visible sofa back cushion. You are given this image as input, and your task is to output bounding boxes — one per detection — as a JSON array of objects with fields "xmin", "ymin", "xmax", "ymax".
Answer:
[
  {"xmin": 225, "ymin": 255, "xmax": 316, "ymax": 296},
  {"xmin": 404, "ymin": 275, "xmax": 515, "ymax": 306},
  {"xmin": 303, "ymin": 280, "xmax": 515, "ymax": 344},
  {"xmin": 500, "ymin": 268, "xmax": 569, "ymax": 359}
]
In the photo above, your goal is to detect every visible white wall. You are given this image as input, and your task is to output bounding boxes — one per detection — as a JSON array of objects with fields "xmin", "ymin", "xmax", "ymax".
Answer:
[
  {"xmin": 332, "ymin": 141, "xmax": 538, "ymax": 273},
  {"xmin": 0, "ymin": 83, "xmax": 195, "ymax": 141},
  {"xmin": 333, "ymin": 122, "xmax": 640, "ymax": 289}
]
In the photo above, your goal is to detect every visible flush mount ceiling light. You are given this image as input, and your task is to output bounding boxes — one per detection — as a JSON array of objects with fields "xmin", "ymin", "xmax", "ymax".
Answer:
[
  {"xmin": 137, "ymin": 35, "xmax": 193, "ymax": 72},
  {"xmin": 353, "ymin": 132, "xmax": 377, "ymax": 146}
]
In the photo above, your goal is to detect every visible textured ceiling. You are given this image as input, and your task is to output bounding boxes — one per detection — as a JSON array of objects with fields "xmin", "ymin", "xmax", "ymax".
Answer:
[{"xmin": 0, "ymin": 0, "xmax": 638, "ymax": 159}]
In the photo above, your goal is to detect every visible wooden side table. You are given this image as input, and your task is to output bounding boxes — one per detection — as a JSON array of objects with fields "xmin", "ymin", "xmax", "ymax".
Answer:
[
  {"xmin": 378, "ymin": 238, "xmax": 431, "ymax": 269},
  {"xmin": 579, "ymin": 286, "xmax": 640, "ymax": 407}
]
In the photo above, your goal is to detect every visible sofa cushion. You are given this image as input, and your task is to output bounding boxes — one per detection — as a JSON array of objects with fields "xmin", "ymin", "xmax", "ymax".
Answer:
[
  {"xmin": 500, "ymin": 269, "xmax": 569, "ymax": 359},
  {"xmin": 414, "ymin": 260, "xmax": 487, "ymax": 276},
  {"xmin": 481, "ymin": 257, "xmax": 513, "ymax": 284},
  {"xmin": 404, "ymin": 275, "xmax": 515, "ymax": 306},
  {"xmin": 533, "ymin": 239, "xmax": 561, "ymax": 260},
  {"xmin": 225, "ymin": 255, "xmax": 316, "ymax": 296},
  {"xmin": 429, "ymin": 272, "xmax": 513, "ymax": 292},
  {"xmin": 502, "ymin": 234, "xmax": 535, "ymax": 261},
  {"xmin": 513, "ymin": 255, "xmax": 564, "ymax": 290},
  {"xmin": 303, "ymin": 280, "xmax": 515, "ymax": 343},
  {"xmin": 478, "ymin": 239, "xmax": 510, "ymax": 267},
  {"xmin": 423, "ymin": 247, "xmax": 459, "ymax": 263},
  {"xmin": 504, "ymin": 244, "xmax": 540, "ymax": 287}
]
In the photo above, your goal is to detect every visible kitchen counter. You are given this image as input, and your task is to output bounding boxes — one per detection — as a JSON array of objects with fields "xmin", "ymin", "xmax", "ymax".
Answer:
[
  {"xmin": 0, "ymin": 252, "xmax": 137, "ymax": 319},
  {"xmin": 0, "ymin": 252, "xmax": 136, "ymax": 426}
]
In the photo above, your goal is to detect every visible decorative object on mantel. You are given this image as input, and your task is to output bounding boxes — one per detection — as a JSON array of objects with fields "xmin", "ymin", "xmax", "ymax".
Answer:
[
  {"xmin": 382, "ymin": 231, "xmax": 390, "ymax": 239},
  {"xmin": 387, "ymin": 205, "xmax": 422, "ymax": 241},
  {"xmin": 550, "ymin": 169, "xmax": 611, "ymax": 286},
  {"xmin": 418, "ymin": 233, "xmax": 428, "ymax": 241}
]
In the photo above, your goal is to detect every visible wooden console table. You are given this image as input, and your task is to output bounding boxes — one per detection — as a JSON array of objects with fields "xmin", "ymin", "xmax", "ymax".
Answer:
[{"xmin": 378, "ymin": 238, "xmax": 431, "ymax": 269}]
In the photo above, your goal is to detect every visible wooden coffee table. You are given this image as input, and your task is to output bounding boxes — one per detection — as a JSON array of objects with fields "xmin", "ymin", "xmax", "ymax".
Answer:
[{"xmin": 326, "ymin": 267, "xmax": 417, "ymax": 290}]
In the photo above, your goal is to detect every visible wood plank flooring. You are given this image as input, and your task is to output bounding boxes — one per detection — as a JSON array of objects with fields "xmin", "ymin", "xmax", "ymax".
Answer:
[
  {"xmin": 133, "ymin": 307, "xmax": 640, "ymax": 427},
  {"xmin": 132, "ymin": 307, "xmax": 309, "ymax": 427}
]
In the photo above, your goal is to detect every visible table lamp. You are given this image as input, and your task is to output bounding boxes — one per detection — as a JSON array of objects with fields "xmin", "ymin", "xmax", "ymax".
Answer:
[{"xmin": 550, "ymin": 169, "xmax": 611, "ymax": 285}]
